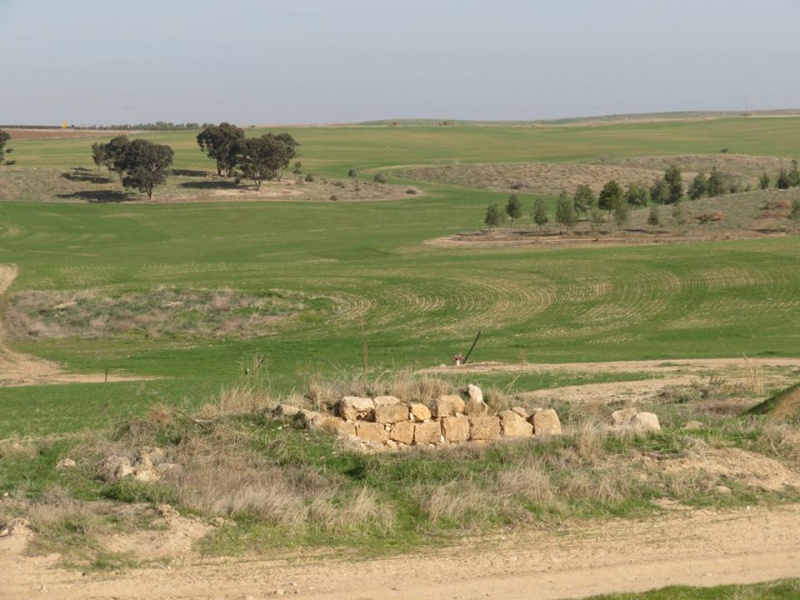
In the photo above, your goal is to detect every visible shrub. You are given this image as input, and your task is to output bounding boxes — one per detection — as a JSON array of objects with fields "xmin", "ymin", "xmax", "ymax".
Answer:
[
  {"xmin": 372, "ymin": 172, "xmax": 386, "ymax": 184},
  {"xmin": 697, "ymin": 210, "xmax": 724, "ymax": 224},
  {"xmin": 347, "ymin": 168, "xmax": 358, "ymax": 178}
]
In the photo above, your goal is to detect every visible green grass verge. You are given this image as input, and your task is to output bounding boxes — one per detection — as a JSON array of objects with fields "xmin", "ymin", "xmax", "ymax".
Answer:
[{"xmin": 579, "ymin": 579, "xmax": 800, "ymax": 599}]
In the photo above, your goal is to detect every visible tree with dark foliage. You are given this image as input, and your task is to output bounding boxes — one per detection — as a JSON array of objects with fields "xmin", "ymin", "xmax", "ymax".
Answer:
[
  {"xmin": 235, "ymin": 133, "xmax": 298, "ymax": 189},
  {"xmin": 197, "ymin": 122, "xmax": 245, "ymax": 176}
]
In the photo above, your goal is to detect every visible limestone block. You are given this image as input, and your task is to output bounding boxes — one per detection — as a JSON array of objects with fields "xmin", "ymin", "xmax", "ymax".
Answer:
[
  {"xmin": 531, "ymin": 409, "xmax": 562, "ymax": 436},
  {"xmin": 469, "ymin": 416, "xmax": 501, "ymax": 441},
  {"xmin": 631, "ymin": 412, "xmax": 661, "ymax": 432},
  {"xmin": 272, "ymin": 404, "xmax": 302, "ymax": 419},
  {"xmin": 321, "ymin": 417, "xmax": 357, "ymax": 437},
  {"xmin": 338, "ymin": 396, "xmax": 375, "ymax": 421},
  {"xmin": 374, "ymin": 395, "xmax": 401, "ymax": 406},
  {"xmin": 297, "ymin": 409, "xmax": 326, "ymax": 430},
  {"xmin": 409, "ymin": 403, "xmax": 432, "ymax": 422},
  {"xmin": 431, "ymin": 395, "xmax": 465, "ymax": 418},
  {"xmin": 500, "ymin": 410, "xmax": 533, "ymax": 438},
  {"xmin": 390, "ymin": 421, "xmax": 415, "ymax": 445},
  {"xmin": 610, "ymin": 408, "xmax": 638, "ymax": 427},
  {"xmin": 414, "ymin": 421, "xmax": 442, "ymax": 445},
  {"xmin": 467, "ymin": 384, "xmax": 484, "ymax": 403},
  {"xmin": 356, "ymin": 422, "xmax": 389, "ymax": 443},
  {"xmin": 101, "ymin": 456, "xmax": 134, "ymax": 483},
  {"xmin": 373, "ymin": 404, "xmax": 409, "ymax": 424},
  {"xmin": 441, "ymin": 416, "xmax": 470, "ymax": 442},
  {"xmin": 511, "ymin": 406, "xmax": 529, "ymax": 419}
]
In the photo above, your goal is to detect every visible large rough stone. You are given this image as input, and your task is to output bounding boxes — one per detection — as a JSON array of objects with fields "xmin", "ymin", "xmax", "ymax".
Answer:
[
  {"xmin": 338, "ymin": 396, "xmax": 375, "ymax": 421},
  {"xmin": 133, "ymin": 467, "xmax": 160, "ymax": 483},
  {"xmin": 373, "ymin": 404, "xmax": 409, "ymax": 424},
  {"xmin": 511, "ymin": 406, "xmax": 529, "ymax": 419},
  {"xmin": 101, "ymin": 456, "xmax": 135, "ymax": 483},
  {"xmin": 414, "ymin": 421, "xmax": 443, "ymax": 445},
  {"xmin": 467, "ymin": 384, "xmax": 484, "ymax": 403},
  {"xmin": 374, "ymin": 395, "xmax": 401, "ymax": 407},
  {"xmin": 500, "ymin": 410, "xmax": 533, "ymax": 438},
  {"xmin": 356, "ymin": 422, "xmax": 389, "ymax": 443},
  {"xmin": 610, "ymin": 408, "xmax": 638, "ymax": 427},
  {"xmin": 531, "ymin": 409, "xmax": 562, "ymax": 436},
  {"xmin": 631, "ymin": 412, "xmax": 661, "ymax": 432},
  {"xmin": 320, "ymin": 417, "xmax": 356, "ymax": 437},
  {"xmin": 409, "ymin": 403, "xmax": 432, "ymax": 422},
  {"xmin": 145, "ymin": 447, "xmax": 166, "ymax": 465},
  {"xmin": 469, "ymin": 416, "xmax": 501, "ymax": 441},
  {"xmin": 441, "ymin": 416, "xmax": 470, "ymax": 442},
  {"xmin": 390, "ymin": 421, "xmax": 415, "ymax": 445},
  {"xmin": 272, "ymin": 404, "xmax": 302, "ymax": 419},
  {"xmin": 55, "ymin": 458, "xmax": 76, "ymax": 471},
  {"xmin": 297, "ymin": 409, "xmax": 326, "ymax": 430},
  {"xmin": 431, "ymin": 395, "xmax": 465, "ymax": 418}
]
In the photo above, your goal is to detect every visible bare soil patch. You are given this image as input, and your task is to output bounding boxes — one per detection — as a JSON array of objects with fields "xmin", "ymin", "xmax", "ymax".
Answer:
[{"xmin": 3, "ymin": 504, "xmax": 800, "ymax": 599}]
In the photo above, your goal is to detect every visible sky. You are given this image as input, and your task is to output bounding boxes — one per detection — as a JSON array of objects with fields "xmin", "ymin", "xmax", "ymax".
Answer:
[{"xmin": 2, "ymin": 0, "xmax": 800, "ymax": 126}]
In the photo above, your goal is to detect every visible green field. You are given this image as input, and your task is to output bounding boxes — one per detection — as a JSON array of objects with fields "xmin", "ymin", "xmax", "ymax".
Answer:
[
  {"xmin": 4, "ymin": 116, "xmax": 800, "ymax": 577},
  {"xmin": 1, "ymin": 116, "xmax": 800, "ymax": 432}
]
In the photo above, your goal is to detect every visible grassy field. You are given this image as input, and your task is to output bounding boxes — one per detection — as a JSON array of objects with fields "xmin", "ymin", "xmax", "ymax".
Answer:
[
  {"xmin": 1, "ymin": 116, "xmax": 800, "ymax": 425},
  {"xmin": 2, "ymin": 117, "xmax": 800, "ymax": 573}
]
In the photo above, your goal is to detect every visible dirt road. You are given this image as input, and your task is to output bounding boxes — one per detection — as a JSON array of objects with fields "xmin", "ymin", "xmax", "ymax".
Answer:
[{"xmin": 2, "ymin": 504, "xmax": 800, "ymax": 599}]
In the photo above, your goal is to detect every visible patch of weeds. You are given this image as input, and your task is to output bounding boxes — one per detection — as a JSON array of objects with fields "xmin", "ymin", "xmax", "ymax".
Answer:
[{"xmin": 5, "ymin": 286, "xmax": 333, "ymax": 341}]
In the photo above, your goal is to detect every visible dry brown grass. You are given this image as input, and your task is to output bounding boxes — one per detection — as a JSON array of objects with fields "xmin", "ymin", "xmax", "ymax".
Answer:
[
  {"xmin": 298, "ymin": 368, "xmax": 458, "ymax": 412},
  {"xmin": 496, "ymin": 463, "xmax": 555, "ymax": 504},
  {"xmin": 5, "ymin": 287, "xmax": 312, "ymax": 341},
  {"xmin": 401, "ymin": 154, "xmax": 791, "ymax": 196}
]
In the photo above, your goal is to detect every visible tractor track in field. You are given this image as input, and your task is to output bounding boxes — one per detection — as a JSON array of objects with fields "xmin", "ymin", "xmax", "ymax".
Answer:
[{"xmin": 0, "ymin": 265, "xmax": 147, "ymax": 387}]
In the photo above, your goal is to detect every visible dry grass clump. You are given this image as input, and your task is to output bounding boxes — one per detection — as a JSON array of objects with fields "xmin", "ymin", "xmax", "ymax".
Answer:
[
  {"xmin": 299, "ymin": 368, "xmax": 458, "ymax": 412},
  {"xmin": 169, "ymin": 446, "xmax": 393, "ymax": 534},
  {"xmin": 417, "ymin": 480, "xmax": 518, "ymax": 524},
  {"xmin": 495, "ymin": 463, "xmax": 555, "ymax": 504},
  {"xmin": 5, "ymin": 286, "xmax": 316, "ymax": 341},
  {"xmin": 753, "ymin": 421, "xmax": 800, "ymax": 467}
]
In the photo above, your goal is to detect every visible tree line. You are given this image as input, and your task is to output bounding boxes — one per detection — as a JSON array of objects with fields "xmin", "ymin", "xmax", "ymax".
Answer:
[
  {"xmin": 485, "ymin": 162, "xmax": 800, "ymax": 232},
  {"xmin": 89, "ymin": 123, "xmax": 298, "ymax": 199}
]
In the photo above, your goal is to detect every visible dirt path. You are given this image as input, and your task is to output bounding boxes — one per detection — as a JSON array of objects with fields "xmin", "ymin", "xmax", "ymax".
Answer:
[
  {"xmin": 0, "ymin": 265, "xmax": 146, "ymax": 386},
  {"xmin": 3, "ymin": 504, "xmax": 800, "ymax": 599}
]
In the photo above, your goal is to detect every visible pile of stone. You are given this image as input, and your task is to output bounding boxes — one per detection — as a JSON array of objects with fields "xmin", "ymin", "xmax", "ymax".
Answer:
[
  {"xmin": 101, "ymin": 447, "xmax": 179, "ymax": 483},
  {"xmin": 273, "ymin": 384, "xmax": 562, "ymax": 451}
]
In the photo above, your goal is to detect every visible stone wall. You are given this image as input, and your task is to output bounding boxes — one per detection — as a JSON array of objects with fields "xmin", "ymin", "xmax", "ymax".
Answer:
[{"xmin": 272, "ymin": 385, "xmax": 563, "ymax": 451}]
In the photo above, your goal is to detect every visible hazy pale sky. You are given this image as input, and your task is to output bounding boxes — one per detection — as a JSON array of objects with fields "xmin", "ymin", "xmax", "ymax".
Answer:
[{"xmin": 2, "ymin": 0, "xmax": 799, "ymax": 126}]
